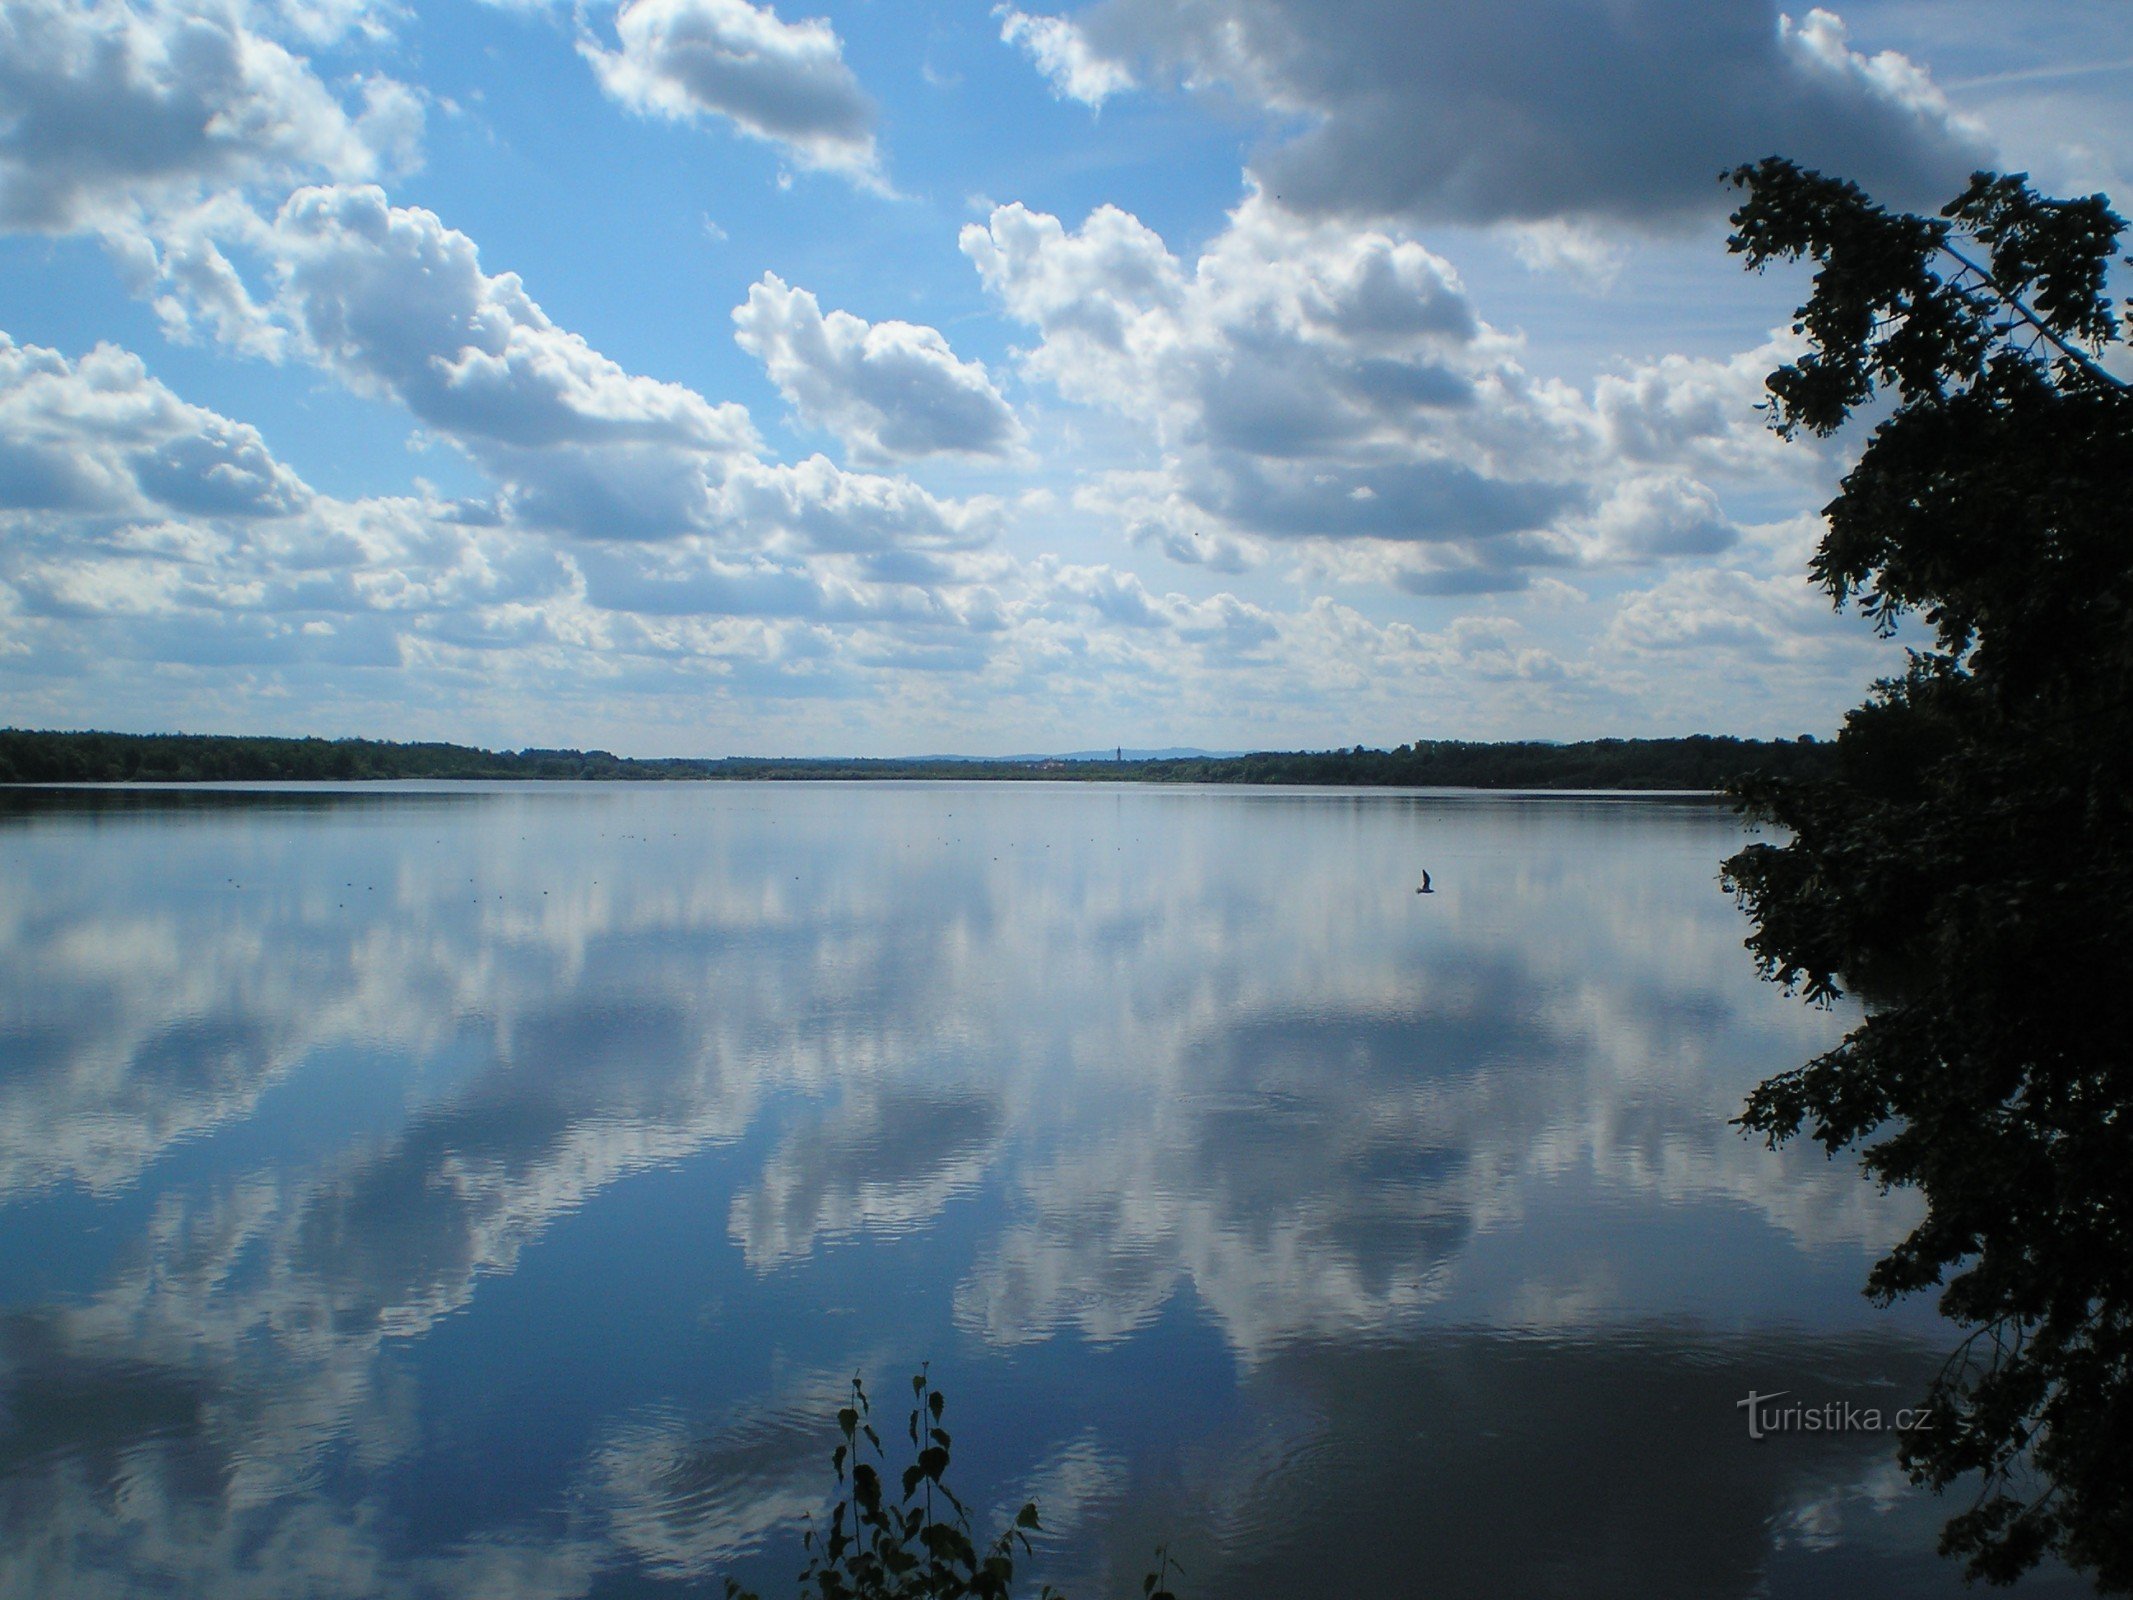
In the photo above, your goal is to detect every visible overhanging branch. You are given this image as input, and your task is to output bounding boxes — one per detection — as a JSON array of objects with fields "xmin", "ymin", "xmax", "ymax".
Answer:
[{"xmin": 1938, "ymin": 240, "xmax": 2131, "ymax": 393}]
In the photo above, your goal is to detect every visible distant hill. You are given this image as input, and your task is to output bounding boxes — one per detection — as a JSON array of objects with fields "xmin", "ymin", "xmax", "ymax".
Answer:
[
  {"xmin": 0, "ymin": 728, "xmax": 1833, "ymax": 791},
  {"xmin": 1049, "ymin": 748, "xmax": 1245, "ymax": 762},
  {"xmin": 905, "ymin": 748, "xmax": 1242, "ymax": 762}
]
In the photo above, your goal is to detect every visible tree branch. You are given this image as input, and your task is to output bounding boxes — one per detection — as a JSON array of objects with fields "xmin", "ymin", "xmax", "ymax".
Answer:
[{"xmin": 1938, "ymin": 240, "xmax": 2132, "ymax": 393}]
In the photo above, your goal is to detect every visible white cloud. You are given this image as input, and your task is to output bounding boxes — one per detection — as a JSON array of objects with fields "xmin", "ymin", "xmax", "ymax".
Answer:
[
  {"xmin": 719, "ymin": 456, "xmax": 1007, "ymax": 555},
  {"xmin": 0, "ymin": 0, "xmax": 1947, "ymax": 752},
  {"xmin": 267, "ymin": 184, "xmax": 761, "ymax": 539},
  {"xmin": 0, "ymin": 0, "xmax": 420, "ymax": 235},
  {"xmin": 963, "ymin": 189, "xmax": 1596, "ymax": 585},
  {"xmin": 732, "ymin": 274, "xmax": 1024, "ymax": 464},
  {"xmin": 1594, "ymin": 334, "xmax": 1813, "ymax": 481},
  {"xmin": 1586, "ymin": 474, "xmax": 1739, "ymax": 562},
  {"xmin": 105, "ymin": 187, "xmax": 1019, "ymax": 561},
  {"xmin": 0, "ymin": 329, "xmax": 599, "ymax": 687},
  {"xmin": 964, "ymin": 190, "xmax": 1490, "ymax": 452},
  {"xmin": 961, "ymin": 186, "xmax": 1850, "ymax": 601},
  {"xmin": 1606, "ymin": 561, "xmax": 1855, "ymax": 662},
  {"xmin": 581, "ymin": 0, "xmax": 880, "ymax": 181},
  {"xmin": 0, "ymin": 333, "xmax": 310, "ymax": 519},
  {"xmin": 1503, "ymin": 218, "xmax": 1629, "ymax": 286},
  {"xmin": 996, "ymin": 7, "xmax": 1135, "ymax": 107}
]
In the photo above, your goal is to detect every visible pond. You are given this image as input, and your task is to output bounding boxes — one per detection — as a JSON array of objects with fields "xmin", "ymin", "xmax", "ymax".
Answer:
[{"xmin": 0, "ymin": 782, "xmax": 2086, "ymax": 1597}]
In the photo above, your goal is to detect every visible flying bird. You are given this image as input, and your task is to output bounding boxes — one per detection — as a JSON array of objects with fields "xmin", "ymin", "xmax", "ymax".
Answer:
[{"xmin": 1417, "ymin": 870, "xmax": 1434, "ymax": 895}]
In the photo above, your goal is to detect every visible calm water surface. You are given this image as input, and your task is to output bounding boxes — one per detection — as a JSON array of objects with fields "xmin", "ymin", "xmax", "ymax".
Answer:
[{"xmin": 0, "ymin": 783, "xmax": 2085, "ymax": 1598}]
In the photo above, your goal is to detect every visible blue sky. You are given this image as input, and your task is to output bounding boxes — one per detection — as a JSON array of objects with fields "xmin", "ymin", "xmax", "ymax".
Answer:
[{"xmin": 0, "ymin": 0, "xmax": 2126, "ymax": 756}]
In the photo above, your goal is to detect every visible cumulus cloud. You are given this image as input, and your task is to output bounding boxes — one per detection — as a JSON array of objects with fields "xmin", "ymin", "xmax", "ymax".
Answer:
[
  {"xmin": 576, "ymin": 545, "xmax": 829, "ymax": 619},
  {"xmin": 732, "ymin": 274, "xmax": 1024, "ymax": 464},
  {"xmin": 0, "ymin": 327, "xmax": 597, "ymax": 689},
  {"xmin": 1586, "ymin": 475, "xmax": 1740, "ymax": 561},
  {"xmin": 581, "ymin": 0, "xmax": 880, "ymax": 180},
  {"xmin": 1594, "ymin": 333, "xmax": 1815, "ymax": 481},
  {"xmin": 0, "ymin": 321, "xmax": 1858, "ymax": 746},
  {"xmin": 572, "ymin": 536, "xmax": 1004, "ymax": 632},
  {"xmin": 1606, "ymin": 560, "xmax": 1855, "ymax": 661},
  {"xmin": 721, "ymin": 457, "xmax": 1006, "ymax": 555},
  {"xmin": 0, "ymin": 333, "xmax": 310, "ymax": 519},
  {"xmin": 1039, "ymin": 562, "xmax": 1283, "ymax": 660},
  {"xmin": 963, "ymin": 192, "xmax": 1491, "ymax": 456},
  {"xmin": 1023, "ymin": 0, "xmax": 1989, "ymax": 225},
  {"xmin": 0, "ymin": 0, "xmax": 420, "ymax": 234},
  {"xmin": 963, "ymin": 189, "xmax": 1603, "ymax": 585},
  {"xmin": 266, "ymin": 184, "xmax": 760, "ymax": 538},
  {"xmin": 997, "ymin": 7, "xmax": 1135, "ymax": 107},
  {"xmin": 961, "ymin": 184, "xmax": 1840, "ymax": 599},
  {"xmin": 270, "ymin": 187, "xmax": 748, "ymax": 455},
  {"xmin": 86, "ymin": 185, "xmax": 1011, "ymax": 562}
]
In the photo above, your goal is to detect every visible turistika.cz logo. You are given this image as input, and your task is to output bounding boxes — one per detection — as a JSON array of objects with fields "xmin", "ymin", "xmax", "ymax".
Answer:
[{"xmin": 1736, "ymin": 1390, "xmax": 1934, "ymax": 1440}]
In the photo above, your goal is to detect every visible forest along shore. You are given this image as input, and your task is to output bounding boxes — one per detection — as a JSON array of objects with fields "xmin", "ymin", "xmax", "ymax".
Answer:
[{"xmin": 0, "ymin": 728, "xmax": 1835, "ymax": 790}]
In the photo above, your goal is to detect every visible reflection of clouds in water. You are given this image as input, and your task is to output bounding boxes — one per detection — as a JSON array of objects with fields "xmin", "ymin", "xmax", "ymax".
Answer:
[
  {"xmin": 731, "ymin": 1082, "xmax": 1003, "ymax": 1267},
  {"xmin": 0, "ymin": 787, "xmax": 1941, "ymax": 1596},
  {"xmin": 0, "ymin": 913, "xmax": 309, "ymax": 1196},
  {"xmin": 1, "ymin": 1008, "xmax": 776, "ymax": 1561},
  {"xmin": 0, "ymin": 1312, "xmax": 599, "ymax": 1600},
  {"xmin": 2, "ymin": 1464, "xmax": 600, "ymax": 1600},
  {"xmin": 592, "ymin": 1369, "xmax": 856, "ymax": 1578},
  {"xmin": 998, "ymin": 1429, "xmax": 1128, "ymax": 1546},
  {"xmin": 957, "ymin": 939, "xmax": 1903, "ymax": 1362},
  {"xmin": 285, "ymin": 1001, "xmax": 753, "ymax": 1336},
  {"xmin": 955, "ymin": 1069, "xmax": 1473, "ymax": 1358},
  {"xmin": 980, "ymin": 1429, "xmax": 1131, "ymax": 1600}
]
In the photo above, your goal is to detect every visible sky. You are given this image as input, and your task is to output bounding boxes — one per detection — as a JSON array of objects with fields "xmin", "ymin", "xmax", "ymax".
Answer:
[{"xmin": 0, "ymin": 0, "xmax": 2127, "ymax": 757}]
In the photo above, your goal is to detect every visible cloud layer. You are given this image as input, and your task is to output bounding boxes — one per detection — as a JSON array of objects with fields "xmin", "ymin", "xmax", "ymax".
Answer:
[
  {"xmin": 0, "ymin": 0, "xmax": 1954, "ymax": 750},
  {"xmin": 1009, "ymin": 0, "xmax": 1990, "ymax": 224}
]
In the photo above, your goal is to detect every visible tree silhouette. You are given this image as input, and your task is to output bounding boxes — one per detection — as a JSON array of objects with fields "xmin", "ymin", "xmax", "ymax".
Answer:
[{"xmin": 1721, "ymin": 157, "xmax": 2133, "ymax": 1590}]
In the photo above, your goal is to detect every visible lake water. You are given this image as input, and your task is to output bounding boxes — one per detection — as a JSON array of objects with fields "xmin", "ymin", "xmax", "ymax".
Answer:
[{"xmin": 0, "ymin": 782, "xmax": 2087, "ymax": 1598}]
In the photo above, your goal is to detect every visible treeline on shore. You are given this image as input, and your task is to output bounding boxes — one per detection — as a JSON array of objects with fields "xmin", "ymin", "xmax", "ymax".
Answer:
[{"xmin": 0, "ymin": 727, "xmax": 1834, "ymax": 790}]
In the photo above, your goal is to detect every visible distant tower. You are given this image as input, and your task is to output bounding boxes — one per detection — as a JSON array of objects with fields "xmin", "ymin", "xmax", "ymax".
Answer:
[{"xmin": 1116, "ymin": 745, "xmax": 1123, "ymax": 764}]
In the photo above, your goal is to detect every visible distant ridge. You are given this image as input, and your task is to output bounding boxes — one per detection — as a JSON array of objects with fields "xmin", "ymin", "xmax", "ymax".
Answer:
[
  {"xmin": 0, "ymin": 728, "xmax": 1833, "ymax": 791},
  {"xmin": 911, "ymin": 748, "xmax": 1244, "ymax": 763}
]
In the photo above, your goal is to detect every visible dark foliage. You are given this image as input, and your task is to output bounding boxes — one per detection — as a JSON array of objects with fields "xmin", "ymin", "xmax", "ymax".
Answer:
[
  {"xmin": 0, "ymin": 726, "xmax": 1832, "ymax": 791},
  {"xmin": 1134, "ymin": 735, "xmax": 1831, "ymax": 790},
  {"xmin": 1720, "ymin": 158, "xmax": 2133, "ymax": 1589},
  {"xmin": 724, "ymin": 1370, "xmax": 1049, "ymax": 1600},
  {"xmin": 723, "ymin": 1370, "xmax": 1179, "ymax": 1600}
]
